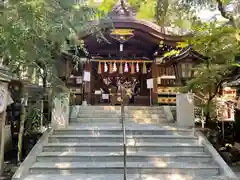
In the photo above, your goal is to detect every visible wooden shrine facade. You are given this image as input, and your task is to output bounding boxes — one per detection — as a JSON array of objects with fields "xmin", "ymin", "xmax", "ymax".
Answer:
[{"xmin": 61, "ymin": 0, "xmax": 202, "ymax": 106}]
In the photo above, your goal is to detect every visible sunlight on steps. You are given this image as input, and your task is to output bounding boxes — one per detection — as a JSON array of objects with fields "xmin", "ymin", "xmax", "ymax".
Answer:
[
  {"xmin": 15, "ymin": 106, "xmax": 237, "ymax": 180},
  {"xmin": 22, "ymin": 173, "xmax": 217, "ymax": 180}
]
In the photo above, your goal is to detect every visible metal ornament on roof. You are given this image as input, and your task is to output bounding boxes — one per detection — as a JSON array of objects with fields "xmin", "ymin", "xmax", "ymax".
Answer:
[{"xmin": 110, "ymin": 29, "xmax": 135, "ymax": 44}]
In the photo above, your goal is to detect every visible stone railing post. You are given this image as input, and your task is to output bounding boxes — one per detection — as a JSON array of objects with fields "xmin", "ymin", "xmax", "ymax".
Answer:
[
  {"xmin": 176, "ymin": 92, "xmax": 195, "ymax": 127},
  {"xmin": 51, "ymin": 91, "xmax": 70, "ymax": 129}
]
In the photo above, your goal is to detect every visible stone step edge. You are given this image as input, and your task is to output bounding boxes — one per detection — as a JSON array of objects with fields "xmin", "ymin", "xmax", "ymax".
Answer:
[
  {"xmin": 30, "ymin": 161, "xmax": 219, "ymax": 169},
  {"xmin": 55, "ymin": 127, "xmax": 193, "ymax": 132},
  {"xmin": 49, "ymin": 134, "xmax": 197, "ymax": 139},
  {"xmin": 23, "ymin": 174, "xmax": 237, "ymax": 180},
  {"xmin": 38, "ymin": 152, "xmax": 210, "ymax": 157},
  {"xmin": 44, "ymin": 142, "xmax": 203, "ymax": 147}
]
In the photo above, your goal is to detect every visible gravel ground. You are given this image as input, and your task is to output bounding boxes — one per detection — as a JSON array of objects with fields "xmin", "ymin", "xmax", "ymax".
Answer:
[
  {"xmin": 0, "ymin": 161, "xmax": 18, "ymax": 180},
  {"xmin": 231, "ymin": 163, "xmax": 240, "ymax": 179}
]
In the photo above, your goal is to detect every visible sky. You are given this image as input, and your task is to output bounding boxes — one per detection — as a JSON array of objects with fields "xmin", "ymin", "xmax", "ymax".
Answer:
[
  {"xmin": 198, "ymin": 9, "xmax": 226, "ymax": 21},
  {"xmin": 93, "ymin": 0, "xmax": 231, "ymax": 22},
  {"xmin": 198, "ymin": 4, "xmax": 234, "ymax": 22}
]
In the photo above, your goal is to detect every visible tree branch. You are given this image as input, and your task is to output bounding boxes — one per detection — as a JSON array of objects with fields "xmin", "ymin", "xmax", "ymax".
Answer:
[
  {"xmin": 216, "ymin": 0, "xmax": 236, "ymax": 28},
  {"xmin": 209, "ymin": 80, "xmax": 223, "ymax": 101}
]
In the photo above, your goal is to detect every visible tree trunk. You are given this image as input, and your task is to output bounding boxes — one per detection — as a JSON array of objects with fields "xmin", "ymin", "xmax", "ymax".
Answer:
[
  {"xmin": 17, "ymin": 98, "xmax": 26, "ymax": 163},
  {"xmin": 43, "ymin": 75, "xmax": 47, "ymax": 93},
  {"xmin": 205, "ymin": 101, "xmax": 211, "ymax": 128},
  {"xmin": 205, "ymin": 112, "xmax": 211, "ymax": 128},
  {"xmin": 215, "ymin": 0, "xmax": 236, "ymax": 28},
  {"xmin": 42, "ymin": 69, "xmax": 48, "ymax": 126}
]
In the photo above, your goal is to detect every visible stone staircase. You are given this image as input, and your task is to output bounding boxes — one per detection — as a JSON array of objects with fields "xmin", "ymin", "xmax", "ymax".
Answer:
[{"xmin": 19, "ymin": 106, "xmax": 237, "ymax": 180}]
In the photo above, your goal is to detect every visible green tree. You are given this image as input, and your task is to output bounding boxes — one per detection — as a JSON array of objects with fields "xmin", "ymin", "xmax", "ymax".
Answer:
[
  {"xmin": 185, "ymin": 25, "xmax": 239, "ymax": 126},
  {"xmin": 0, "ymin": 0, "xmax": 100, "ymax": 163}
]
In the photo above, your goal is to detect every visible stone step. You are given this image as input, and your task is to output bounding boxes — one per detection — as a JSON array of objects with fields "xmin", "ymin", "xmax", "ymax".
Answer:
[
  {"xmin": 66, "ymin": 124, "xmax": 190, "ymax": 130},
  {"xmin": 73, "ymin": 108, "xmax": 164, "ymax": 112},
  {"xmin": 23, "ymin": 174, "xmax": 237, "ymax": 180},
  {"xmin": 71, "ymin": 106, "xmax": 163, "ymax": 110},
  {"xmin": 70, "ymin": 108, "xmax": 164, "ymax": 115},
  {"xmin": 66, "ymin": 123, "xmax": 179, "ymax": 129},
  {"xmin": 43, "ymin": 142, "xmax": 205, "ymax": 153},
  {"xmin": 70, "ymin": 111, "xmax": 165, "ymax": 118},
  {"xmin": 72, "ymin": 109, "xmax": 164, "ymax": 113},
  {"xmin": 48, "ymin": 134, "xmax": 198, "ymax": 143},
  {"xmin": 70, "ymin": 118, "xmax": 168, "ymax": 124},
  {"xmin": 36, "ymin": 151, "xmax": 212, "ymax": 163},
  {"xmin": 53, "ymin": 127, "xmax": 193, "ymax": 136},
  {"xmin": 69, "ymin": 122, "xmax": 174, "ymax": 127},
  {"xmin": 70, "ymin": 111, "xmax": 120, "ymax": 117},
  {"xmin": 29, "ymin": 161, "xmax": 220, "ymax": 175},
  {"xmin": 74, "ymin": 114, "xmax": 166, "ymax": 118}
]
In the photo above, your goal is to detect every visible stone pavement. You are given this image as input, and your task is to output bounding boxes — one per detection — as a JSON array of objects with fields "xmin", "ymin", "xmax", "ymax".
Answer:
[{"xmin": 231, "ymin": 163, "xmax": 240, "ymax": 179}]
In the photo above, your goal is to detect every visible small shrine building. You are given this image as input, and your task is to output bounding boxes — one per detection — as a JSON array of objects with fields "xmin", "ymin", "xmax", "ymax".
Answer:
[{"xmin": 63, "ymin": 0, "xmax": 202, "ymax": 106}]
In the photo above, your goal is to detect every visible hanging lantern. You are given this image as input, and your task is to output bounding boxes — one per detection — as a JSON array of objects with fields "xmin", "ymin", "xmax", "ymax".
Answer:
[
  {"xmin": 124, "ymin": 62, "xmax": 128, "ymax": 72},
  {"xmin": 97, "ymin": 62, "xmax": 102, "ymax": 74},
  {"xmin": 104, "ymin": 62, "xmax": 108, "ymax": 72},
  {"xmin": 131, "ymin": 62, "xmax": 135, "ymax": 74},
  {"xmin": 119, "ymin": 62, "xmax": 123, "ymax": 74},
  {"xmin": 136, "ymin": 62, "xmax": 140, "ymax": 72},
  {"xmin": 113, "ymin": 62, "xmax": 117, "ymax": 72},
  {"xmin": 143, "ymin": 62, "xmax": 147, "ymax": 74},
  {"xmin": 109, "ymin": 62, "xmax": 113, "ymax": 73}
]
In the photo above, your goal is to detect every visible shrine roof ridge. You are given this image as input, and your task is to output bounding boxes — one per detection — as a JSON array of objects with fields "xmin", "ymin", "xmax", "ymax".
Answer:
[{"xmin": 78, "ymin": 19, "xmax": 192, "ymax": 42}]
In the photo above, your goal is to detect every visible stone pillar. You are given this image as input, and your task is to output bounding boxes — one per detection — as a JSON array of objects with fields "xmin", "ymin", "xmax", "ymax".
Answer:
[
  {"xmin": 84, "ymin": 63, "xmax": 92, "ymax": 105},
  {"xmin": 176, "ymin": 93, "xmax": 195, "ymax": 127},
  {"xmin": 0, "ymin": 82, "xmax": 10, "ymax": 175},
  {"xmin": 51, "ymin": 92, "xmax": 70, "ymax": 129}
]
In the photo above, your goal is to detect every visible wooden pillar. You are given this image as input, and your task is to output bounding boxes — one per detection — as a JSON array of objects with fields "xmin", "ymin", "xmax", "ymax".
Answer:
[
  {"xmin": 151, "ymin": 62, "xmax": 158, "ymax": 106},
  {"xmin": 84, "ymin": 62, "xmax": 92, "ymax": 105}
]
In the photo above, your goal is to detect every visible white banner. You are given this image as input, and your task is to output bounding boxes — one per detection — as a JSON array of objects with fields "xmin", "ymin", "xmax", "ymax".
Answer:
[
  {"xmin": 147, "ymin": 78, "xmax": 153, "ymax": 89},
  {"xmin": 83, "ymin": 71, "xmax": 91, "ymax": 82}
]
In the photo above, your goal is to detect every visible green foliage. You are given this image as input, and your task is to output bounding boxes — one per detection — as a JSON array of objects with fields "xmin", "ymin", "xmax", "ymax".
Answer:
[
  {"xmin": 189, "ymin": 26, "xmax": 239, "ymax": 58},
  {"xmin": 96, "ymin": 0, "xmax": 116, "ymax": 15},
  {"xmin": 134, "ymin": 1, "xmax": 156, "ymax": 21},
  {"xmin": 25, "ymin": 105, "xmax": 42, "ymax": 135},
  {"xmin": 0, "ymin": 0, "xmax": 99, "ymax": 76},
  {"xmin": 186, "ymin": 64, "xmax": 233, "ymax": 92},
  {"xmin": 176, "ymin": 42, "xmax": 189, "ymax": 48},
  {"xmin": 163, "ymin": 50, "xmax": 180, "ymax": 57},
  {"xmin": 0, "ymin": 0, "xmax": 101, "ymax": 162},
  {"xmin": 183, "ymin": 24, "xmax": 239, "ymax": 124},
  {"xmin": 185, "ymin": 25, "xmax": 239, "ymax": 93}
]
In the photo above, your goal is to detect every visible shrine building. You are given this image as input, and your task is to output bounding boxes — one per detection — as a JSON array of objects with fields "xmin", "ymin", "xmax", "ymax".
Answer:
[{"xmin": 62, "ymin": 0, "xmax": 203, "ymax": 106}]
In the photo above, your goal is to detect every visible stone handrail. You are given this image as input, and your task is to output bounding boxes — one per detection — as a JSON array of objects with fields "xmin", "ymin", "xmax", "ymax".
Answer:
[
  {"xmin": 12, "ymin": 128, "xmax": 53, "ymax": 180},
  {"xmin": 195, "ymin": 131, "xmax": 238, "ymax": 179}
]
